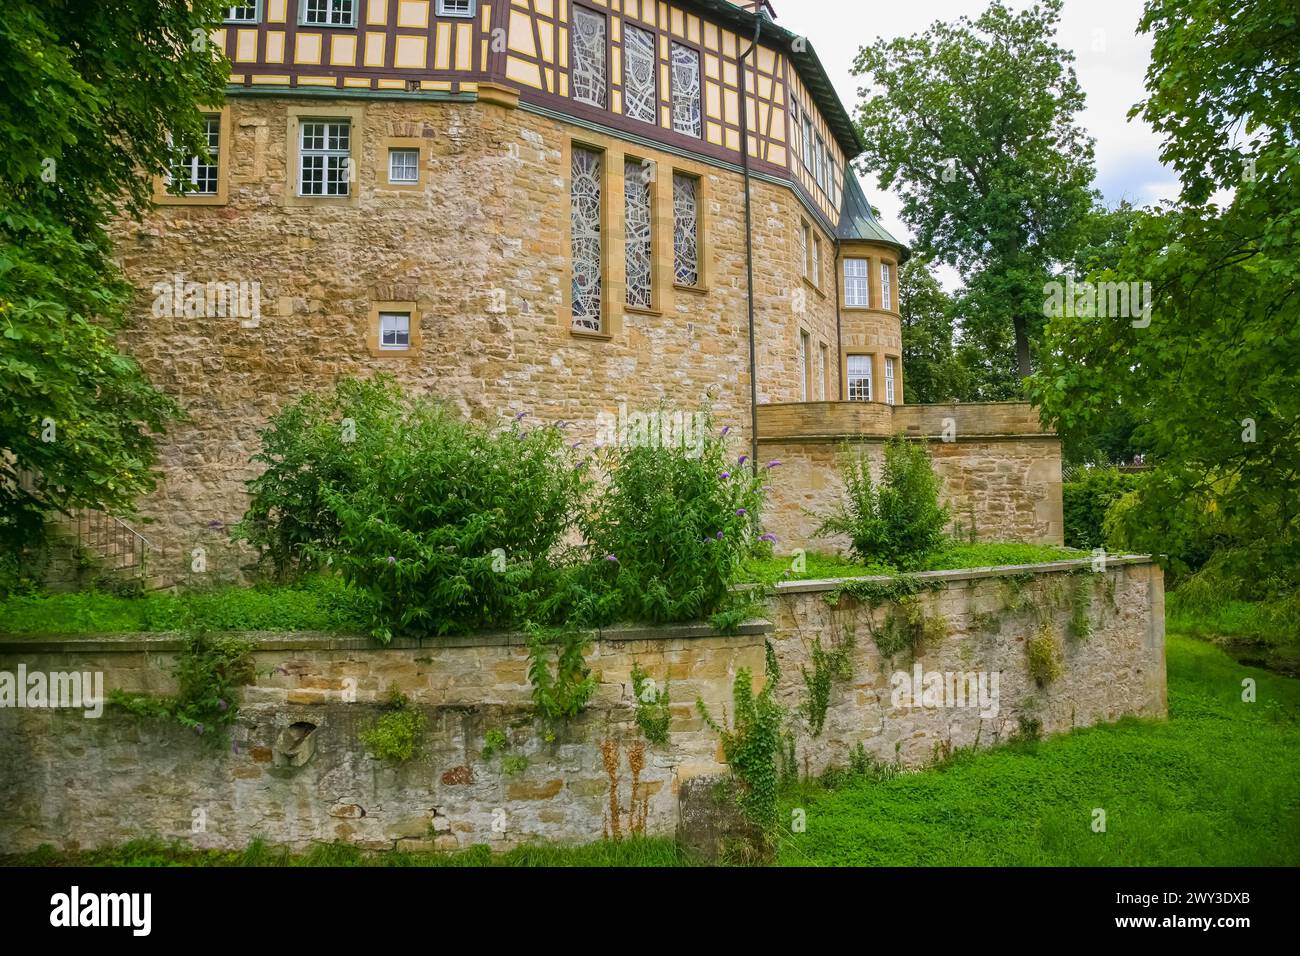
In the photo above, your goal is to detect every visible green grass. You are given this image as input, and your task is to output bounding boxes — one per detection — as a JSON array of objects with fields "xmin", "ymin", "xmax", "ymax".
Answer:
[
  {"xmin": 744, "ymin": 542, "xmax": 1081, "ymax": 586},
  {"xmin": 6, "ymin": 836, "xmax": 690, "ymax": 868},
  {"xmin": 0, "ymin": 575, "xmax": 372, "ymax": 635},
  {"xmin": 774, "ymin": 632, "xmax": 1300, "ymax": 866}
]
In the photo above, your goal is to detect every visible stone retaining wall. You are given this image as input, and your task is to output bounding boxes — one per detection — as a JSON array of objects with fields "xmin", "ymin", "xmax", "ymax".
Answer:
[{"xmin": 0, "ymin": 560, "xmax": 1163, "ymax": 854}]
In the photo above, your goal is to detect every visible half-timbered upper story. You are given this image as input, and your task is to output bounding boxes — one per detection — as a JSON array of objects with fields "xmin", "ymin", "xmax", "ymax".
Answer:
[{"xmin": 217, "ymin": 0, "xmax": 861, "ymax": 233}]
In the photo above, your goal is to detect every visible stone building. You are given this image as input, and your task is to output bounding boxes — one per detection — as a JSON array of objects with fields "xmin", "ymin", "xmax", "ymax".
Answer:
[{"xmin": 100, "ymin": 0, "xmax": 1060, "ymax": 582}]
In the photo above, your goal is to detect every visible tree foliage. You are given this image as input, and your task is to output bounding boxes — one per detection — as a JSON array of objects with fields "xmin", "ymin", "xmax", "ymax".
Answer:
[
  {"xmin": 0, "ymin": 1, "xmax": 228, "ymax": 556},
  {"xmin": 852, "ymin": 0, "xmax": 1097, "ymax": 382},
  {"xmin": 1032, "ymin": 0, "xmax": 1300, "ymax": 594}
]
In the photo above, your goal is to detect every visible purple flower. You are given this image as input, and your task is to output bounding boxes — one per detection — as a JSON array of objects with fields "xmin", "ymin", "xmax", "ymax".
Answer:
[
  {"xmin": 736, "ymin": 508, "xmax": 747, "ymax": 516},
  {"xmin": 738, "ymin": 455, "xmax": 748, "ymax": 466},
  {"xmin": 720, "ymin": 471, "xmax": 731, "ymax": 480},
  {"xmin": 572, "ymin": 441, "xmax": 583, "ymax": 449},
  {"xmin": 767, "ymin": 460, "xmax": 783, "ymax": 469},
  {"xmin": 716, "ymin": 531, "xmax": 725, "ymax": 540},
  {"xmin": 207, "ymin": 520, "xmax": 224, "ymax": 530},
  {"xmin": 514, "ymin": 411, "xmax": 527, "ymax": 421},
  {"xmin": 605, "ymin": 554, "xmax": 619, "ymax": 563},
  {"xmin": 387, "ymin": 555, "xmax": 396, "ymax": 564},
  {"xmin": 721, "ymin": 426, "xmax": 731, "ymax": 436},
  {"xmin": 760, "ymin": 533, "xmax": 778, "ymax": 544},
  {"xmin": 217, "ymin": 699, "xmax": 228, "ymax": 712}
]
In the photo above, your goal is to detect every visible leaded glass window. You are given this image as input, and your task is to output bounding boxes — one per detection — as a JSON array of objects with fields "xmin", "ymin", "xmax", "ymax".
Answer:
[
  {"xmin": 802, "ymin": 114, "xmax": 814, "ymax": 173},
  {"xmin": 572, "ymin": 8, "xmax": 608, "ymax": 109},
  {"xmin": 571, "ymin": 147, "xmax": 603, "ymax": 331},
  {"xmin": 624, "ymin": 160, "xmax": 653, "ymax": 308},
  {"xmin": 671, "ymin": 43, "xmax": 702, "ymax": 138},
  {"xmin": 673, "ymin": 173, "xmax": 700, "ymax": 287},
  {"xmin": 623, "ymin": 25, "xmax": 656, "ymax": 124}
]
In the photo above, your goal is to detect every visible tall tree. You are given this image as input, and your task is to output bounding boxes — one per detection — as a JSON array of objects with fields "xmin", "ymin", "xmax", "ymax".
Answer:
[
  {"xmin": 1031, "ymin": 0, "xmax": 1299, "ymax": 591},
  {"xmin": 898, "ymin": 258, "xmax": 969, "ymax": 404},
  {"xmin": 0, "ymin": 2, "xmax": 227, "ymax": 557},
  {"xmin": 852, "ymin": 0, "xmax": 1097, "ymax": 382}
]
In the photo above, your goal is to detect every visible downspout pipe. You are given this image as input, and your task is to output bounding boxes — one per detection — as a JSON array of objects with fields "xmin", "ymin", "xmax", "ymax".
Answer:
[{"xmin": 739, "ymin": 15, "xmax": 763, "ymax": 475}]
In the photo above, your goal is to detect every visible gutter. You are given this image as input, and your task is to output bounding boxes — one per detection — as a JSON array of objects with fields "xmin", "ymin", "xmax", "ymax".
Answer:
[{"xmin": 739, "ymin": 13, "xmax": 763, "ymax": 475}]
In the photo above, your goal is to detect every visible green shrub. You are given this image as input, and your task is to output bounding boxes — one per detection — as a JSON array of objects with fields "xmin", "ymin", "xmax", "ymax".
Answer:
[
  {"xmin": 361, "ymin": 690, "xmax": 426, "ymax": 763},
  {"xmin": 236, "ymin": 377, "xmax": 406, "ymax": 579},
  {"xmin": 581, "ymin": 417, "xmax": 767, "ymax": 625},
  {"xmin": 527, "ymin": 629, "xmax": 596, "ymax": 722},
  {"xmin": 631, "ymin": 662, "xmax": 672, "ymax": 746},
  {"xmin": 1061, "ymin": 466, "xmax": 1142, "ymax": 550},
  {"xmin": 1025, "ymin": 623, "xmax": 1063, "ymax": 686},
  {"xmin": 814, "ymin": 434, "xmax": 949, "ymax": 569}
]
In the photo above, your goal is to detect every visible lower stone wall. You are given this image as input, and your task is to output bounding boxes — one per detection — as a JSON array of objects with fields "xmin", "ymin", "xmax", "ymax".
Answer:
[
  {"xmin": 768, "ymin": 558, "xmax": 1165, "ymax": 776},
  {"xmin": 0, "ymin": 560, "xmax": 1162, "ymax": 854}
]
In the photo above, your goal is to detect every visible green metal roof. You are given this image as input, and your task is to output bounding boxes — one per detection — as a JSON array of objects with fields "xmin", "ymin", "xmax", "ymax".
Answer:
[
  {"xmin": 683, "ymin": 0, "xmax": 865, "ymax": 159},
  {"xmin": 838, "ymin": 171, "xmax": 909, "ymax": 260}
]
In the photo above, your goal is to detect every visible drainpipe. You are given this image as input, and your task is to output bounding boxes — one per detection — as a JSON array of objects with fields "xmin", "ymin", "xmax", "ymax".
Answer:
[
  {"xmin": 739, "ymin": 15, "xmax": 763, "ymax": 474},
  {"xmin": 834, "ymin": 238, "xmax": 844, "ymax": 400}
]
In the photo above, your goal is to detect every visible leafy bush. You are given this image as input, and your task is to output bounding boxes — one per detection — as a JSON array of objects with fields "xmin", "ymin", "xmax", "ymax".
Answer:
[
  {"xmin": 1061, "ymin": 466, "xmax": 1142, "ymax": 549},
  {"xmin": 815, "ymin": 434, "xmax": 949, "ymax": 569},
  {"xmin": 527, "ymin": 629, "xmax": 596, "ymax": 722},
  {"xmin": 1025, "ymin": 623, "xmax": 1063, "ymax": 686},
  {"xmin": 240, "ymin": 377, "xmax": 589, "ymax": 641},
  {"xmin": 631, "ymin": 662, "xmax": 672, "ymax": 746},
  {"xmin": 581, "ymin": 419, "xmax": 767, "ymax": 625},
  {"xmin": 237, "ymin": 377, "xmax": 406, "ymax": 579}
]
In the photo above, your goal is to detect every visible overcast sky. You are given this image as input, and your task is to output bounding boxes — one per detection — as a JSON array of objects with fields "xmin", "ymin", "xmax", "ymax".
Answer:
[{"xmin": 773, "ymin": 0, "xmax": 1172, "ymax": 285}]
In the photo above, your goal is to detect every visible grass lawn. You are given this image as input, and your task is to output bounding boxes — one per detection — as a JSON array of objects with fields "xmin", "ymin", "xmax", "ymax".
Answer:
[
  {"xmin": 743, "ymin": 542, "xmax": 1082, "ymax": 586},
  {"xmin": 7, "ymin": 626, "xmax": 1298, "ymax": 867}
]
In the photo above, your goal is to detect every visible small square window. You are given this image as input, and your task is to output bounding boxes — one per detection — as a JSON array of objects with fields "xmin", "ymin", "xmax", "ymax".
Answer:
[
  {"xmin": 302, "ymin": 0, "xmax": 356, "ymax": 27},
  {"xmin": 379, "ymin": 312, "xmax": 411, "ymax": 350},
  {"xmin": 437, "ymin": 0, "xmax": 476, "ymax": 16},
  {"xmin": 389, "ymin": 148, "xmax": 419, "ymax": 184}
]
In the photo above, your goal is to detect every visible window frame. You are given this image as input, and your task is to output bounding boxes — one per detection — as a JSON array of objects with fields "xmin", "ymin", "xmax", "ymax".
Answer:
[
  {"xmin": 569, "ymin": 142, "xmax": 608, "ymax": 336},
  {"xmin": 885, "ymin": 356, "xmax": 897, "ymax": 405},
  {"xmin": 368, "ymin": 301, "xmax": 422, "ymax": 357},
  {"xmin": 847, "ymin": 354, "xmax": 874, "ymax": 403},
  {"xmin": 298, "ymin": 119, "xmax": 353, "ymax": 198},
  {"xmin": 154, "ymin": 108, "xmax": 231, "ymax": 207},
  {"xmin": 798, "ymin": 330, "xmax": 811, "ymax": 402},
  {"xmin": 881, "ymin": 262, "xmax": 893, "ymax": 311},
  {"xmin": 379, "ymin": 312, "xmax": 412, "ymax": 351},
  {"xmin": 298, "ymin": 0, "xmax": 358, "ymax": 28},
  {"xmin": 223, "ymin": 2, "xmax": 262, "ymax": 24},
  {"xmin": 387, "ymin": 147, "xmax": 420, "ymax": 185},
  {"xmin": 844, "ymin": 258, "xmax": 870, "ymax": 308},
  {"xmin": 818, "ymin": 343, "xmax": 829, "ymax": 401},
  {"xmin": 435, "ymin": 0, "xmax": 477, "ymax": 17}
]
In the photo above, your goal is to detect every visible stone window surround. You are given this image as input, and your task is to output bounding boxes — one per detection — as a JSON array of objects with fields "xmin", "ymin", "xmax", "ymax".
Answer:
[
  {"xmin": 376, "ymin": 136, "xmax": 425, "ymax": 191},
  {"xmin": 153, "ymin": 106, "xmax": 232, "ymax": 207},
  {"xmin": 622, "ymin": 153, "xmax": 661, "ymax": 315},
  {"xmin": 283, "ymin": 104, "xmax": 365, "ymax": 208},
  {"xmin": 561, "ymin": 131, "xmax": 712, "ymax": 342},
  {"xmin": 366, "ymin": 300, "xmax": 423, "ymax": 358},
  {"xmin": 841, "ymin": 251, "xmax": 900, "ymax": 313}
]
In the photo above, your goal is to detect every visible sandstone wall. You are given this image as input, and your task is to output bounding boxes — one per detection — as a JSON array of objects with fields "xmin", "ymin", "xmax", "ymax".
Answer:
[
  {"xmin": 768, "ymin": 558, "xmax": 1166, "ymax": 776},
  {"xmin": 758, "ymin": 401, "xmax": 1064, "ymax": 553},
  {"xmin": 0, "ymin": 559, "xmax": 1162, "ymax": 854},
  {"xmin": 114, "ymin": 93, "xmax": 841, "ymax": 584}
]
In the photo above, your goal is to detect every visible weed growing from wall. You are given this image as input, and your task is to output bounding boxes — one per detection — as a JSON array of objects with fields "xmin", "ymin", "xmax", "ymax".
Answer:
[
  {"xmin": 1026, "ymin": 622, "xmax": 1064, "ymax": 686},
  {"xmin": 109, "ymin": 631, "xmax": 254, "ymax": 744},
  {"xmin": 360, "ymin": 689, "xmax": 426, "ymax": 763},
  {"xmin": 630, "ymin": 663, "xmax": 672, "ymax": 746},
  {"xmin": 799, "ymin": 627, "xmax": 856, "ymax": 737},
  {"xmin": 526, "ymin": 627, "xmax": 595, "ymax": 723}
]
